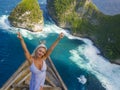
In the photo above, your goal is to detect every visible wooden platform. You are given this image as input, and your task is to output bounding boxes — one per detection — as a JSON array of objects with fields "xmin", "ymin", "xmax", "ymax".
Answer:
[{"xmin": 0, "ymin": 57, "xmax": 67, "ymax": 90}]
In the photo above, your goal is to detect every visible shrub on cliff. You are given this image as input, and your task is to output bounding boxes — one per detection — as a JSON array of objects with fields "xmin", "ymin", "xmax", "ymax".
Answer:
[
  {"xmin": 9, "ymin": 0, "xmax": 43, "ymax": 32},
  {"xmin": 47, "ymin": 0, "xmax": 120, "ymax": 63}
]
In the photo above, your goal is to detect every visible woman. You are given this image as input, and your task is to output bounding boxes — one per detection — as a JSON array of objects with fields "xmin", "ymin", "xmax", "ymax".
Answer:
[{"xmin": 17, "ymin": 32, "xmax": 64, "ymax": 90}]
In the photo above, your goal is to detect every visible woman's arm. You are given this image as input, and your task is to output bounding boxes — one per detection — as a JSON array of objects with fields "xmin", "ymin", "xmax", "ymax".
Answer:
[
  {"xmin": 17, "ymin": 32, "xmax": 32, "ymax": 64},
  {"xmin": 44, "ymin": 33, "xmax": 64, "ymax": 59}
]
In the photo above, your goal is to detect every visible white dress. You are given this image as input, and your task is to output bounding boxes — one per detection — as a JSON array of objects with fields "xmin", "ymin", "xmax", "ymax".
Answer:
[{"xmin": 30, "ymin": 60, "xmax": 47, "ymax": 90}]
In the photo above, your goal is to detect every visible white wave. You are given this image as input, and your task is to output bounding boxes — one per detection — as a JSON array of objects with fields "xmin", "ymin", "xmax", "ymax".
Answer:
[
  {"xmin": 69, "ymin": 43, "xmax": 120, "ymax": 90},
  {"xmin": 1, "ymin": 14, "xmax": 120, "ymax": 90},
  {"xmin": 43, "ymin": 23, "xmax": 120, "ymax": 89},
  {"xmin": 77, "ymin": 75, "xmax": 87, "ymax": 84},
  {"xmin": 0, "ymin": 15, "xmax": 10, "ymax": 29},
  {"xmin": 43, "ymin": 22, "xmax": 120, "ymax": 90},
  {"xmin": 0, "ymin": 15, "xmax": 49, "ymax": 40},
  {"xmin": 43, "ymin": 21, "xmax": 119, "ymax": 90},
  {"xmin": 10, "ymin": 27, "xmax": 50, "ymax": 40},
  {"xmin": 0, "ymin": 15, "xmax": 70, "ymax": 40}
]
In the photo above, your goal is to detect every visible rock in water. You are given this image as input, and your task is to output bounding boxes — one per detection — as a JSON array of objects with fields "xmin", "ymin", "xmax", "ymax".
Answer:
[
  {"xmin": 8, "ymin": 0, "xmax": 44, "ymax": 32},
  {"xmin": 77, "ymin": 75, "xmax": 87, "ymax": 84}
]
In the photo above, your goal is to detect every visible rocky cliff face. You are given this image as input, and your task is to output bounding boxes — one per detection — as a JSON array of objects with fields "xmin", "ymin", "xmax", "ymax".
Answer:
[
  {"xmin": 47, "ymin": 0, "xmax": 120, "ymax": 64},
  {"xmin": 8, "ymin": 0, "xmax": 44, "ymax": 32},
  {"xmin": 47, "ymin": 0, "xmax": 100, "ymax": 29}
]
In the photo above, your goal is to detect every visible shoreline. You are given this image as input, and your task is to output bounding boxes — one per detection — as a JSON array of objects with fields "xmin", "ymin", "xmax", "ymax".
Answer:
[
  {"xmin": 10, "ymin": 21, "xmax": 120, "ymax": 66},
  {"xmin": 19, "ymin": 27, "xmax": 120, "ymax": 66},
  {"xmin": 71, "ymin": 33, "xmax": 120, "ymax": 65},
  {"xmin": 46, "ymin": 0, "xmax": 120, "ymax": 66}
]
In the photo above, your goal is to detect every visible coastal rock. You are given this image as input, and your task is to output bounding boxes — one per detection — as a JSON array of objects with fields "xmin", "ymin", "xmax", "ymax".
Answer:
[
  {"xmin": 47, "ymin": 0, "xmax": 99, "ymax": 29},
  {"xmin": 8, "ymin": 0, "xmax": 44, "ymax": 32},
  {"xmin": 47, "ymin": 0, "xmax": 120, "ymax": 64}
]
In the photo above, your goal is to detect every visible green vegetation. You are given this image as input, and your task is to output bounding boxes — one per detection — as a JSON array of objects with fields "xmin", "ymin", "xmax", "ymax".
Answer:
[
  {"xmin": 53, "ymin": 0, "xmax": 74, "ymax": 20},
  {"xmin": 8, "ymin": 0, "xmax": 43, "ymax": 28},
  {"xmin": 54, "ymin": 0, "xmax": 74, "ymax": 13},
  {"xmin": 47, "ymin": 0, "xmax": 120, "ymax": 63},
  {"xmin": 95, "ymin": 15, "xmax": 120, "ymax": 60}
]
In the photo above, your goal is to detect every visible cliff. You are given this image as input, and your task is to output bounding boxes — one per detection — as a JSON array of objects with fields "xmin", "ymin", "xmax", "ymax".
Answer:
[
  {"xmin": 47, "ymin": 0, "xmax": 120, "ymax": 64},
  {"xmin": 8, "ymin": 0, "xmax": 44, "ymax": 32}
]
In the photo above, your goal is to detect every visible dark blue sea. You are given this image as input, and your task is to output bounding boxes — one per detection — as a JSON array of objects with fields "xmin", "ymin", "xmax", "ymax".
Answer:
[{"xmin": 0, "ymin": 0, "xmax": 120, "ymax": 90}]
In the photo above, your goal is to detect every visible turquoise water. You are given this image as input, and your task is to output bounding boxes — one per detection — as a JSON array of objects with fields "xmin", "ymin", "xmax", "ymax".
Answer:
[{"xmin": 0, "ymin": 0, "xmax": 120, "ymax": 90}]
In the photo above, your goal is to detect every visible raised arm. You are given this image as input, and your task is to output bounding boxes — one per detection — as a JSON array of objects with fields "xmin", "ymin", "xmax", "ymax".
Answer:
[
  {"xmin": 17, "ymin": 32, "xmax": 32, "ymax": 64},
  {"xmin": 44, "ymin": 33, "xmax": 64, "ymax": 59}
]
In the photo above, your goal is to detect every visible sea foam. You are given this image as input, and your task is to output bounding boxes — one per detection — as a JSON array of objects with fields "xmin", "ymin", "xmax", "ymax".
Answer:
[
  {"xmin": 0, "ymin": 15, "xmax": 10, "ymax": 30},
  {"xmin": 43, "ymin": 21, "xmax": 120, "ymax": 90},
  {"xmin": 69, "ymin": 41, "xmax": 120, "ymax": 90},
  {"xmin": 0, "ymin": 15, "xmax": 120, "ymax": 90}
]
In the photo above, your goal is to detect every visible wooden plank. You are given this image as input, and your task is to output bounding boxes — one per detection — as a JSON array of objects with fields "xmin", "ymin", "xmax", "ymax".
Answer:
[
  {"xmin": 47, "ymin": 57, "xmax": 67, "ymax": 90},
  {"xmin": 0, "ymin": 57, "xmax": 67, "ymax": 90}
]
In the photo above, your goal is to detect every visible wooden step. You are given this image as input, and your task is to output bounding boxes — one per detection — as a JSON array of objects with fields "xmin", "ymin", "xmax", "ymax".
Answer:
[
  {"xmin": 43, "ymin": 87, "xmax": 61, "ymax": 90},
  {"xmin": 11, "ymin": 84, "xmax": 61, "ymax": 90}
]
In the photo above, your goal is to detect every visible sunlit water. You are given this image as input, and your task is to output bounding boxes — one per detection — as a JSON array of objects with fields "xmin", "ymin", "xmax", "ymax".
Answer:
[{"xmin": 0, "ymin": 0, "xmax": 120, "ymax": 90}]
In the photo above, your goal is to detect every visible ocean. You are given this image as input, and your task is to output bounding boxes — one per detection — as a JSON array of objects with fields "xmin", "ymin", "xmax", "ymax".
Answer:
[{"xmin": 0, "ymin": 0, "xmax": 120, "ymax": 90}]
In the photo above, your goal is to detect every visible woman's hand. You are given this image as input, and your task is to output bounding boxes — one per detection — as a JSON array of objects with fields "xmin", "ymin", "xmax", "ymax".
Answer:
[
  {"xmin": 17, "ymin": 32, "xmax": 23, "ymax": 40},
  {"xmin": 59, "ymin": 32, "xmax": 64, "ymax": 39}
]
